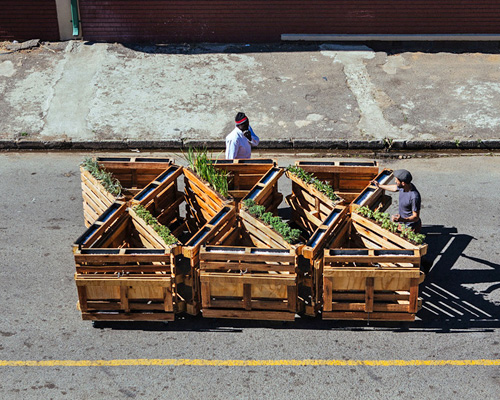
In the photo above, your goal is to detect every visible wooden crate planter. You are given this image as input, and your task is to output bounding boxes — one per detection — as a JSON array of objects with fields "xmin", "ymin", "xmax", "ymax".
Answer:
[
  {"xmin": 199, "ymin": 246, "xmax": 299, "ymax": 321},
  {"xmin": 298, "ymin": 205, "xmax": 350, "ymax": 315},
  {"xmin": 193, "ymin": 201, "xmax": 307, "ymax": 320},
  {"xmin": 295, "ymin": 161, "xmax": 380, "ymax": 204},
  {"xmin": 212, "ymin": 159, "xmax": 277, "ymax": 203},
  {"xmin": 321, "ymin": 212, "xmax": 427, "ymax": 322},
  {"xmin": 183, "ymin": 167, "xmax": 234, "ymax": 230},
  {"xmin": 181, "ymin": 205, "xmax": 237, "ymax": 315},
  {"xmin": 241, "ymin": 166, "xmax": 284, "ymax": 213},
  {"xmin": 350, "ymin": 212, "xmax": 428, "ymax": 257},
  {"xmin": 80, "ymin": 157, "xmax": 172, "ymax": 227},
  {"xmin": 350, "ymin": 168, "xmax": 394, "ymax": 213},
  {"xmin": 74, "ymin": 156, "xmax": 432, "ymax": 324},
  {"xmin": 285, "ymin": 161, "xmax": 381, "ymax": 236},
  {"xmin": 131, "ymin": 165, "xmax": 236, "ymax": 316},
  {"xmin": 130, "ymin": 164, "xmax": 186, "ymax": 239},
  {"xmin": 73, "ymin": 201, "xmax": 181, "ymax": 321}
]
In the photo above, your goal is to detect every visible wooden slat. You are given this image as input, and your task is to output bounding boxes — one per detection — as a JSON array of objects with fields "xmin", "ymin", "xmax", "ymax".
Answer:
[
  {"xmin": 287, "ymin": 285, "xmax": 297, "ymax": 312},
  {"xmin": 322, "ymin": 312, "xmax": 415, "ymax": 322},
  {"xmin": 164, "ymin": 286, "xmax": 174, "ymax": 312},
  {"xmin": 409, "ymin": 277, "xmax": 419, "ymax": 313},
  {"xmin": 365, "ymin": 277, "xmax": 374, "ymax": 312},
  {"xmin": 243, "ymin": 283, "xmax": 252, "ymax": 310},
  {"xmin": 201, "ymin": 309, "xmax": 295, "ymax": 321},
  {"xmin": 200, "ymin": 261, "xmax": 295, "ymax": 273},
  {"xmin": 120, "ymin": 286, "xmax": 130, "ymax": 312},
  {"xmin": 81, "ymin": 312, "xmax": 175, "ymax": 321}
]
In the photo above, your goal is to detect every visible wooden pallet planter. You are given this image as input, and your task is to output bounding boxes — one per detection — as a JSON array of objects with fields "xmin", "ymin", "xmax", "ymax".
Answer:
[
  {"xmin": 73, "ymin": 201, "xmax": 182, "ymax": 321},
  {"xmin": 199, "ymin": 246, "xmax": 299, "ymax": 321},
  {"xmin": 297, "ymin": 205, "xmax": 350, "ymax": 315},
  {"xmin": 285, "ymin": 161, "xmax": 381, "ymax": 235},
  {"xmin": 320, "ymin": 212, "xmax": 427, "ymax": 321},
  {"xmin": 130, "ymin": 165, "xmax": 237, "ymax": 316},
  {"xmin": 350, "ymin": 168, "xmax": 394, "ymax": 213},
  {"xmin": 74, "ymin": 157, "xmax": 431, "ymax": 324},
  {"xmin": 96, "ymin": 157, "xmax": 173, "ymax": 190},
  {"xmin": 286, "ymin": 163, "xmax": 390, "ymax": 317},
  {"xmin": 295, "ymin": 161, "xmax": 380, "ymax": 204},
  {"xmin": 130, "ymin": 164, "xmax": 186, "ymax": 239},
  {"xmin": 193, "ymin": 205, "xmax": 306, "ymax": 320},
  {"xmin": 80, "ymin": 157, "xmax": 172, "ymax": 227},
  {"xmin": 350, "ymin": 212, "xmax": 428, "ymax": 257},
  {"xmin": 181, "ymin": 205, "xmax": 237, "ymax": 315},
  {"xmin": 241, "ymin": 166, "xmax": 284, "ymax": 213},
  {"xmin": 183, "ymin": 166, "xmax": 234, "ymax": 230},
  {"xmin": 212, "ymin": 159, "xmax": 277, "ymax": 203}
]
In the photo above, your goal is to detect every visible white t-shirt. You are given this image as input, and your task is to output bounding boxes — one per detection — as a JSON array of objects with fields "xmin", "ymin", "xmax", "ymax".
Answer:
[{"xmin": 225, "ymin": 126, "xmax": 259, "ymax": 159}]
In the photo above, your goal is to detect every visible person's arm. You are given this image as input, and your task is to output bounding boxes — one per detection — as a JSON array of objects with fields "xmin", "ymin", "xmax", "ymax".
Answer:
[
  {"xmin": 372, "ymin": 180, "xmax": 398, "ymax": 192},
  {"xmin": 248, "ymin": 127, "xmax": 259, "ymax": 146},
  {"xmin": 393, "ymin": 210, "xmax": 420, "ymax": 223}
]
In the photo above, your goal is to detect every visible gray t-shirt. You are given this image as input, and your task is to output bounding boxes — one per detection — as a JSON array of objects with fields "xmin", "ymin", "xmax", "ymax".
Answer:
[{"xmin": 398, "ymin": 184, "xmax": 421, "ymax": 228}]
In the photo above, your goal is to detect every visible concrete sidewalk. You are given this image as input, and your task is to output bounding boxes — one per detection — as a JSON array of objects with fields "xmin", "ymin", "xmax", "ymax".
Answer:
[{"xmin": 1, "ymin": 40, "xmax": 499, "ymax": 150}]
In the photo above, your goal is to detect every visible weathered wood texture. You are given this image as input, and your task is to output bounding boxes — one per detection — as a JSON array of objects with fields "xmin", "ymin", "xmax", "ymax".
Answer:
[
  {"xmin": 76, "ymin": 274, "xmax": 175, "ymax": 321},
  {"xmin": 321, "ymin": 215, "xmax": 426, "ymax": 322},
  {"xmin": 73, "ymin": 203, "xmax": 182, "ymax": 320},
  {"xmin": 350, "ymin": 168, "xmax": 394, "ymax": 213},
  {"xmin": 240, "ymin": 166, "xmax": 284, "ymax": 214},
  {"xmin": 199, "ymin": 246, "xmax": 298, "ymax": 320},
  {"xmin": 80, "ymin": 157, "xmax": 173, "ymax": 227},
  {"xmin": 212, "ymin": 159, "xmax": 276, "ymax": 203}
]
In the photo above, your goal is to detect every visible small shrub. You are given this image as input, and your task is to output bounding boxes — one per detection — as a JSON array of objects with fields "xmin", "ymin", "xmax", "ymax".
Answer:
[
  {"xmin": 82, "ymin": 157, "xmax": 122, "ymax": 196},
  {"xmin": 287, "ymin": 165, "xmax": 340, "ymax": 202},
  {"xmin": 133, "ymin": 205, "xmax": 178, "ymax": 246},
  {"xmin": 243, "ymin": 199, "xmax": 301, "ymax": 244},
  {"xmin": 356, "ymin": 206, "xmax": 425, "ymax": 245}
]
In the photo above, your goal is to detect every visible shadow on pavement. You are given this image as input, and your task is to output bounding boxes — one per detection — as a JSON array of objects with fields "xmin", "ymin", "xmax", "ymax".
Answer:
[
  {"xmin": 115, "ymin": 41, "xmax": 500, "ymax": 56},
  {"xmin": 92, "ymin": 225, "xmax": 499, "ymax": 333}
]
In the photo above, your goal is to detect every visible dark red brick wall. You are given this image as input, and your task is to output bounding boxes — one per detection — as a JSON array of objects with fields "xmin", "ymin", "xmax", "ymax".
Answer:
[
  {"xmin": 0, "ymin": 1, "xmax": 59, "ymax": 41},
  {"xmin": 79, "ymin": 0, "xmax": 500, "ymax": 43}
]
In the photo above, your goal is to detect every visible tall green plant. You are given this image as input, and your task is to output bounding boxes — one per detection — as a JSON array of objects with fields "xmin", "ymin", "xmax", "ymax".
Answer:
[
  {"xmin": 184, "ymin": 148, "xmax": 229, "ymax": 198},
  {"xmin": 243, "ymin": 199, "xmax": 301, "ymax": 244},
  {"xmin": 82, "ymin": 157, "xmax": 122, "ymax": 196}
]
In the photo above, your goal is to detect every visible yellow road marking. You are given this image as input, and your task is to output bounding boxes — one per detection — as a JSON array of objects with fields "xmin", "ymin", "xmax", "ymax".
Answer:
[{"xmin": 0, "ymin": 359, "xmax": 499, "ymax": 367}]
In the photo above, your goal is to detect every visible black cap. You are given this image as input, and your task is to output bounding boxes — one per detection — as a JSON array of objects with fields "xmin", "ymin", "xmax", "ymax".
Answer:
[
  {"xmin": 235, "ymin": 112, "xmax": 248, "ymax": 125},
  {"xmin": 394, "ymin": 169, "xmax": 412, "ymax": 183}
]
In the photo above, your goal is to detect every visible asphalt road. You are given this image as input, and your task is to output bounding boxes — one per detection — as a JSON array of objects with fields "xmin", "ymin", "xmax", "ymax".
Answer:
[{"xmin": 0, "ymin": 151, "xmax": 499, "ymax": 399}]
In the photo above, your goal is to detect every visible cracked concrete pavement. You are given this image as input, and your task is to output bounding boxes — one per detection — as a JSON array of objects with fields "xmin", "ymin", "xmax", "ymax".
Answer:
[{"xmin": 0, "ymin": 40, "xmax": 499, "ymax": 149}]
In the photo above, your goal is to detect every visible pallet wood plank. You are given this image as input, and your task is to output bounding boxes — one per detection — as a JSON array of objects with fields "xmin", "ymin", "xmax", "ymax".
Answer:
[
  {"xmin": 201, "ymin": 309, "xmax": 295, "ymax": 321},
  {"xmin": 365, "ymin": 277, "xmax": 374, "ymax": 312}
]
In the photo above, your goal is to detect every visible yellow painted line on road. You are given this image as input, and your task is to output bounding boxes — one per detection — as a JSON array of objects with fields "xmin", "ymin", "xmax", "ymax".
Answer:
[{"xmin": 0, "ymin": 359, "xmax": 499, "ymax": 367}]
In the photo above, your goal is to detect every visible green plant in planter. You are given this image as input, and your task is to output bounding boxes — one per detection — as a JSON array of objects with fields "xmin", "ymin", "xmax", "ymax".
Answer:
[
  {"xmin": 184, "ymin": 147, "xmax": 229, "ymax": 198},
  {"xmin": 132, "ymin": 205, "xmax": 178, "ymax": 246},
  {"xmin": 82, "ymin": 157, "xmax": 122, "ymax": 196},
  {"xmin": 286, "ymin": 165, "xmax": 340, "ymax": 202},
  {"xmin": 356, "ymin": 205, "xmax": 425, "ymax": 244},
  {"xmin": 243, "ymin": 199, "xmax": 301, "ymax": 244},
  {"xmin": 356, "ymin": 206, "xmax": 373, "ymax": 219}
]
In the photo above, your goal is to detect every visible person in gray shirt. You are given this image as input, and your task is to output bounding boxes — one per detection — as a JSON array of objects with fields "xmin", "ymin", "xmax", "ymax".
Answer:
[{"xmin": 373, "ymin": 169, "xmax": 422, "ymax": 233}]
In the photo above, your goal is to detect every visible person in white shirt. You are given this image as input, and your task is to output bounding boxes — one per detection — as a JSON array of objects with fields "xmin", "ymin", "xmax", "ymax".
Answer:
[{"xmin": 225, "ymin": 112, "xmax": 259, "ymax": 159}]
